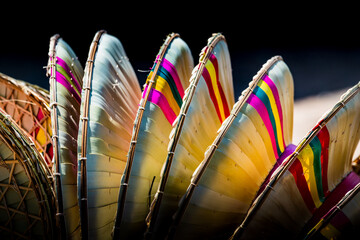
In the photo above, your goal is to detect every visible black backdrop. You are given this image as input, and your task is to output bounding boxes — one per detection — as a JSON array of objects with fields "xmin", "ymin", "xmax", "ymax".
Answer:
[{"xmin": 1, "ymin": 4, "xmax": 359, "ymax": 99}]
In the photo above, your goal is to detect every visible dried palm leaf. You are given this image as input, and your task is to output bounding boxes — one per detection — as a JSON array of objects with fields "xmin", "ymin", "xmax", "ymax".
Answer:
[
  {"xmin": 0, "ymin": 108, "xmax": 56, "ymax": 239},
  {"xmin": 47, "ymin": 34, "xmax": 84, "ymax": 239},
  {"xmin": 167, "ymin": 56, "xmax": 293, "ymax": 239},
  {"xmin": 113, "ymin": 33, "xmax": 193, "ymax": 239},
  {"xmin": 0, "ymin": 73, "xmax": 52, "ymax": 167},
  {"xmin": 143, "ymin": 33, "xmax": 235, "ymax": 239},
  {"xmin": 78, "ymin": 30, "xmax": 141, "ymax": 240}
]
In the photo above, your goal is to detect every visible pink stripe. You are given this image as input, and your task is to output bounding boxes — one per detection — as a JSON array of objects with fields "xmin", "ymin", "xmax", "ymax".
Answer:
[
  {"xmin": 247, "ymin": 94, "xmax": 279, "ymax": 159},
  {"xmin": 262, "ymin": 75, "xmax": 285, "ymax": 147},
  {"xmin": 56, "ymin": 71, "xmax": 81, "ymax": 103},
  {"xmin": 161, "ymin": 58, "xmax": 184, "ymax": 98},
  {"xmin": 144, "ymin": 85, "xmax": 177, "ymax": 124},
  {"xmin": 56, "ymin": 57, "xmax": 82, "ymax": 92}
]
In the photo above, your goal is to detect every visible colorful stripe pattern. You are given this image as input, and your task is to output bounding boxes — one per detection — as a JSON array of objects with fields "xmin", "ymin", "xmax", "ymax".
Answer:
[
  {"xmin": 143, "ymin": 57, "xmax": 184, "ymax": 124},
  {"xmin": 289, "ymin": 126, "xmax": 331, "ymax": 213},
  {"xmin": 55, "ymin": 56, "xmax": 82, "ymax": 103},
  {"xmin": 202, "ymin": 53, "xmax": 230, "ymax": 123},
  {"xmin": 246, "ymin": 74, "xmax": 286, "ymax": 159}
]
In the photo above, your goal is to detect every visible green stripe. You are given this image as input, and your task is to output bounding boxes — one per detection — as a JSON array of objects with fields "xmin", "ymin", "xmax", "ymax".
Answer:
[
  {"xmin": 56, "ymin": 64, "xmax": 81, "ymax": 96},
  {"xmin": 253, "ymin": 86, "xmax": 281, "ymax": 156},
  {"xmin": 310, "ymin": 136, "xmax": 325, "ymax": 202},
  {"xmin": 152, "ymin": 64, "xmax": 182, "ymax": 108}
]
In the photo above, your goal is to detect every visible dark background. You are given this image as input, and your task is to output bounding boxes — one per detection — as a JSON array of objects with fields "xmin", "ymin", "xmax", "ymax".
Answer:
[{"xmin": 1, "ymin": 4, "xmax": 359, "ymax": 100}]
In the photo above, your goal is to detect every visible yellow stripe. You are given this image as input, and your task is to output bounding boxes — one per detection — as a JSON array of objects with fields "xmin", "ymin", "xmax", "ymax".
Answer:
[
  {"xmin": 298, "ymin": 144, "xmax": 322, "ymax": 208},
  {"xmin": 205, "ymin": 60, "xmax": 225, "ymax": 122},
  {"xmin": 258, "ymin": 80, "xmax": 285, "ymax": 152},
  {"xmin": 153, "ymin": 75, "xmax": 180, "ymax": 115}
]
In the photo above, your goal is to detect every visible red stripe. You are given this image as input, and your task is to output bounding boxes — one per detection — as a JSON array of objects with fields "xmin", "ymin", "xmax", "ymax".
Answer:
[
  {"xmin": 289, "ymin": 158, "xmax": 316, "ymax": 213},
  {"xmin": 209, "ymin": 54, "xmax": 230, "ymax": 118},
  {"xmin": 202, "ymin": 66, "xmax": 222, "ymax": 122},
  {"xmin": 318, "ymin": 126, "xmax": 330, "ymax": 197}
]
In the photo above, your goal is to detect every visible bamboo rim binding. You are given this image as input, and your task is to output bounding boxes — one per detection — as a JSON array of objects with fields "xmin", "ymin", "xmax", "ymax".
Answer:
[
  {"xmin": 113, "ymin": 32, "xmax": 179, "ymax": 238},
  {"xmin": 165, "ymin": 55, "xmax": 282, "ymax": 239},
  {"xmin": 47, "ymin": 33, "xmax": 67, "ymax": 239},
  {"xmin": 78, "ymin": 30, "xmax": 106, "ymax": 240},
  {"xmin": 231, "ymin": 82, "xmax": 360, "ymax": 239},
  {"xmin": 144, "ymin": 33, "xmax": 227, "ymax": 238}
]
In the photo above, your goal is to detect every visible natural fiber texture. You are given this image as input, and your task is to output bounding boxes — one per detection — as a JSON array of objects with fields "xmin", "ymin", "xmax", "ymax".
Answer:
[
  {"xmin": 48, "ymin": 35, "xmax": 84, "ymax": 239},
  {"xmin": 236, "ymin": 82, "xmax": 360, "ymax": 239},
  {"xmin": 114, "ymin": 33, "xmax": 193, "ymax": 239},
  {"xmin": 77, "ymin": 31, "xmax": 141, "ymax": 240},
  {"xmin": 0, "ymin": 73, "xmax": 52, "ymax": 167},
  {"xmin": 0, "ymin": 108, "xmax": 56, "ymax": 239},
  {"xmin": 143, "ymin": 33, "xmax": 234, "ymax": 239},
  {"xmin": 167, "ymin": 56, "xmax": 293, "ymax": 240}
]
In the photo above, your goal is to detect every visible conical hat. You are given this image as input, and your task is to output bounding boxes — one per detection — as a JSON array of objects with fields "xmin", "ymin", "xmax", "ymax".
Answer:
[
  {"xmin": 234, "ymin": 82, "xmax": 360, "ymax": 239},
  {"xmin": 142, "ymin": 33, "xmax": 235, "ymax": 239},
  {"xmin": 0, "ymin": 108, "xmax": 56, "ymax": 239},
  {"xmin": 77, "ymin": 30, "xmax": 141, "ymax": 240},
  {"xmin": 167, "ymin": 56, "xmax": 293, "ymax": 239},
  {"xmin": 47, "ymin": 34, "xmax": 84, "ymax": 239},
  {"xmin": 113, "ymin": 33, "xmax": 193, "ymax": 239}
]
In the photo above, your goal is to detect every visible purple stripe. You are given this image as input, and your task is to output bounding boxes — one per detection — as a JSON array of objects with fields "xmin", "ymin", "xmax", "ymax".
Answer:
[
  {"xmin": 161, "ymin": 58, "xmax": 184, "ymax": 98},
  {"xmin": 306, "ymin": 171, "xmax": 360, "ymax": 230},
  {"xmin": 56, "ymin": 57, "xmax": 82, "ymax": 92},
  {"xmin": 144, "ymin": 85, "xmax": 177, "ymax": 124},
  {"xmin": 56, "ymin": 72, "xmax": 81, "ymax": 103},
  {"xmin": 247, "ymin": 94, "xmax": 279, "ymax": 159},
  {"xmin": 262, "ymin": 75, "xmax": 284, "ymax": 144},
  {"xmin": 256, "ymin": 144, "xmax": 296, "ymax": 197}
]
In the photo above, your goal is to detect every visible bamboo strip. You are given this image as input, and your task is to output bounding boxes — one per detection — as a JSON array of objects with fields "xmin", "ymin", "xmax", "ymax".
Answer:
[
  {"xmin": 0, "ymin": 109, "xmax": 56, "ymax": 239},
  {"xmin": 165, "ymin": 54, "xmax": 282, "ymax": 240},
  {"xmin": 78, "ymin": 30, "xmax": 106, "ymax": 240},
  {"xmin": 163, "ymin": 33, "xmax": 230, "ymax": 239},
  {"xmin": 0, "ymin": 73, "xmax": 52, "ymax": 166},
  {"xmin": 47, "ymin": 33, "xmax": 66, "ymax": 239},
  {"xmin": 113, "ymin": 33, "xmax": 179, "ymax": 238}
]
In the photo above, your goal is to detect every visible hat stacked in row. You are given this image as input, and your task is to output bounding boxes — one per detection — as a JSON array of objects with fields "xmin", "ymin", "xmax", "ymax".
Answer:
[{"xmin": 0, "ymin": 31, "xmax": 359, "ymax": 240}]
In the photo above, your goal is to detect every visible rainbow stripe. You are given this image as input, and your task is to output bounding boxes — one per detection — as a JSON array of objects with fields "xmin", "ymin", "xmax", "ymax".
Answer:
[
  {"xmin": 202, "ymin": 53, "xmax": 230, "ymax": 123},
  {"xmin": 246, "ymin": 74, "xmax": 286, "ymax": 159},
  {"xmin": 55, "ymin": 57, "xmax": 82, "ymax": 103},
  {"xmin": 143, "ymin": 58, "xmax": 183, "ymax": 124},
  {"xmin": 289, "ymin": 126, "xmax": 333, "ymax": 213}
]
